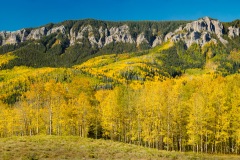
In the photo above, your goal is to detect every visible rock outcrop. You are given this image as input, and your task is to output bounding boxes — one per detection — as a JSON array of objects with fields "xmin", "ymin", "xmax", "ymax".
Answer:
[
  {"xmin": 47, "ymin": 25, "xmax": 65, "ymax": 36},
  {"xmin": 105, "ymin": 25, "xmax": 135, "ymax": 46},
  {"xmin": 152, "ymin": 36, "xmax": 162, "ymax": 47},
  {"xmin": 165, "ymin": 17, "xmax": 229, "ymax": 47},
  {"xmin": 228, "ymin": 26, "xmax": 240, "ymax": 38},
  {"xmin": 136, "ymin": 33, "xmax": 148, "ymax": 46},
  {"xmin": 27, "ymin": 27, "xmax": 47, "ymax": 40},
  {"xmin": 0, "ymin": 30, "xmax": 26, "ymax": 45},
  {"xmin": 70, "ymin": 25, "xmax": 97, "ymax": 46},
  {"xmin": 0, "ymin": 25, "xmax": 65, "ymax": 45},
  {"xmin": 69, "ymin": 24, "xmax": 135, "ymax": 48}
]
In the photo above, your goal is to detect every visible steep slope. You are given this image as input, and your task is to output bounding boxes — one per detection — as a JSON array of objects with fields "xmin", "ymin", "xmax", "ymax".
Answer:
[
  {"xmin": 0, "ymin": 17, "xmax": 239, "ymax": 75},
  {"xmin": 75, "ymin": 42, "xmax": 174, "ymax": 83}
]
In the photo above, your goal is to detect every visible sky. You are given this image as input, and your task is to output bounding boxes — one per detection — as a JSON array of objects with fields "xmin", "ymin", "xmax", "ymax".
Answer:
[{"xmin": 1, "ymin": 0, "xmax": 240, "ymax": 31}]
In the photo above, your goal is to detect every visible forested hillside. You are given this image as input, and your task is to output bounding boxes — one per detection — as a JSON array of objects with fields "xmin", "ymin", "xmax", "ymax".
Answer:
[
  {"xmin": 0, "ymin": 19, "xmax": 188, "ymax": 68},
  {"xmin": 0, "ymin": 18, "xmax": 240, "ymax": 155}
]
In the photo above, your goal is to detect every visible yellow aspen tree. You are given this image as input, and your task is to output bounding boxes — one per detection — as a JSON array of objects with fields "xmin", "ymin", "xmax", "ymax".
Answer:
[
  {"xmin": 161, "ymin": 79, "xmax": 175, "ymax": 151},
  {"xmin": 208, "ymin": 76, "xmax": 229, "ymax": 154},
  {"xmin": 76, "ymin": 92, "xmax": 92, "ymax": 137},
  {"xmin": 227, "ymin": 75, "xmax": 240, "ymax": 154},
  {"xmin": 95, "ymin": 90, "xmax": 111, "ymax": 138},
  {"xmin": 98, "ymin": 88, "xmax": 119, "ymax": 140},
  {"xmin": 26, "ymin": 83, "xmax": 45, "ymax": 135}
]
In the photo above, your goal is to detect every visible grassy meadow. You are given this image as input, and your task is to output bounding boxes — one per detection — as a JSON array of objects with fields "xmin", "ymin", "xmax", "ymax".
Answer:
[{"xmin": 0, "ymin": 136, "xmax": 240, "ymax": 160}]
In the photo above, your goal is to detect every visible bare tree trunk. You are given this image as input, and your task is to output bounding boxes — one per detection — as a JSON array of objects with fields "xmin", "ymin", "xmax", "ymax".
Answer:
[
  {"xmin": 205, "ymin": 133, "xmax": 208, "ymax": 153},
  {"xmin": 197, "ymin": 144, "xmax": 199, "ymax": 153},
  {"xmin": 201, "ymin": 132, "xmax": 203, "ymax": 153},
  {"xmin": 49, "ymin": 105, "xmax": 52, "ymax": 135},
  {"xmin": 179, "ymin": 135, "xmax": 182, "ymax": 152}
]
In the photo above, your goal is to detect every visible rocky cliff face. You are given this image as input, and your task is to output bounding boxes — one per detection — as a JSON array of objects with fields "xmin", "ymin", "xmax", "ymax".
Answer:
[
  {"xmin": 0, "ymin": 26, "xmax": 66, "ymax": 46},
  {"xmin": 0, "ymin": 24, "xmax": 144, "ymax": 47},
  {"xmin": 164, "ymin": 17, "xmax": 233, "ymax": 47},
  {"xmin": 0, "ymin": 17, "xmax": 239, "ymax": 48},
  {"xmin": 27, "ymin": 27, "xmax": 47, "ymax": 40}
]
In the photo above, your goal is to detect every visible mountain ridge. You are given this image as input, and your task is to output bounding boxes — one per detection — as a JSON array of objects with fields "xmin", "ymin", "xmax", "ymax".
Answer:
[
  {"xmin": 0, "ymin": 17, "xmax": 239, "ymax": 49},
  {"xmin": 0, "ymin": 19, "xmax": 186, "ymax": 48}
]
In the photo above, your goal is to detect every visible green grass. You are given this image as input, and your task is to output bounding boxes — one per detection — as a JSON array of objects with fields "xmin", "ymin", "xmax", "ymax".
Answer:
[
  {"xmin": 184, "ymin": 68, "xmax": 209, "ymax": 76},
  {"xmin": 0, "ymin": 136, "xmax": 239, "ymax": 160}
]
